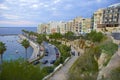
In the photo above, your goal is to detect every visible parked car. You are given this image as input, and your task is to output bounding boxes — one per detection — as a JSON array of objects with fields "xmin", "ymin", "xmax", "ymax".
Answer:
[
  {"xmin": 33, "ymin": 61, "xmax": 40, "ymax": 65},
  {"xmin": 50, "ymin": 60, "xmax": 56, "ymax": 64},
  {"xmin": 45, "ymin": 53, "xmax": 48, "ymax": 56},
  {"xmin": 56, "ymin": 54, "xmax": 59, "ymax": 58},
  {"xmin": 56, "ymin": 52, "xmax": 59, "ymax": 55},
  {"xmin": 42, "ymin": 60, "xmax": 48, "ymax": 64},
  {"xmin": 45, "ymin": 49, "xmax": 49, "ymax": 53}
]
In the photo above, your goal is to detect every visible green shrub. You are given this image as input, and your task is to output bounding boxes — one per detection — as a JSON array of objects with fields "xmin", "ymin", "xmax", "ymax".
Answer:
[
  {"xmin": 86, "ymin": 30, "xmax": 105, "ymax": 42},
  {"xmin": 102, "ymin": 66, "xmax": 120, "ymax": 80},
  {"xmin": 41, "ymin": 66, "xmax": 54, "ymax": 74},
  {"xmin": 0, "ymin": 59, "xmax": 55, "ymax": 80},
  {"xmin": 100, "ymin": 41, "xmax": 118, "ymax": 55},
  {"xmin": 0, "ymin": 59, "xmax": 43, "ymax": 80}
]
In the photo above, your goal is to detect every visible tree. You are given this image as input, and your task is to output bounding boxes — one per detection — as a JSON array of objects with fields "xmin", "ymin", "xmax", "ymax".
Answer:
[
  {"xmin": 0, "ymin": 42, "xmax": 6, "ymax": 64},
  {"xmin": 21, "ymin": 39, "xmax": 30, "ymax": 60},
  {"xmin": 86, "ymin": 30, "xmax": 105, "ymax": 42},
  {"xmin": 36, "ymin": 35, "xmax": 43, "ymax": 45},
  {"xmin": 64, "ymin": 31, "xmax": 74, "ymax": 40},
  {"xmin": 49, "ymin": 33, "xmax": 63, "ymax": 40}
]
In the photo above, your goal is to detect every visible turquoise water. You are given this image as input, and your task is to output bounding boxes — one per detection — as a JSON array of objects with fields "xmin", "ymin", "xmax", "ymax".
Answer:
[{"xmin": 0, "ymin": 35, "xmax": 33, "ymax": 61}]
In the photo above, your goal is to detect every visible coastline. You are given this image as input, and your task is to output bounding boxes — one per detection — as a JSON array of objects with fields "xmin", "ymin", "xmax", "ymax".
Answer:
[
  {"xmin": 18, "ymin": 34, "xmax": 44, "ymax": 63},
  {"xmin": 0, "ymin": 34, "xmax": 18, "ymax": 36}
]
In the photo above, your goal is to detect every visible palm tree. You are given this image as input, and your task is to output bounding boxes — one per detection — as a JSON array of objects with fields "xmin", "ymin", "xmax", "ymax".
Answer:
[
  {"xmin": 0, "ymin": 42, "xmax": 6, "ymax": 64},
  {"xmin": 21, "ymin": 39, "xmax": 30, "ymax": 60}
]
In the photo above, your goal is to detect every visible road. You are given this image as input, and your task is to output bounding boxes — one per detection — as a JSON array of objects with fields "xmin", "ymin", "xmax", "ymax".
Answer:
[
  {"xmin": 112, "ymin": 32, "xmax": 120, "ymax": 40},
  {"xmin": 40, "ymin": 41, "xmax": 57, "ymax": 67}
]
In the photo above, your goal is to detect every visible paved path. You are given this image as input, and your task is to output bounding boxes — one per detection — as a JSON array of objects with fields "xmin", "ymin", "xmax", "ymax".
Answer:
[{"xmin": 49, "ymin": 46, "xmax": 83, "ymax": 80}]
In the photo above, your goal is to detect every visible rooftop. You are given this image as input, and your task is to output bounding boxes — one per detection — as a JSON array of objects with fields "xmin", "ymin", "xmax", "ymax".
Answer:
[{"xmin": 108, "ymin": 3, "xmax": 120, "ymax": 7}]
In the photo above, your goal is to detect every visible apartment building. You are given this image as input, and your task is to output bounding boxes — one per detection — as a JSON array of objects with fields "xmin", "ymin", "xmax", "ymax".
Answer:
[
  {"xmin": 82, "ymin": 18, "xmax": 91, "ymax": 33},
  {"xmin": 72, "ymin": 17, "xmax": 83, "ymax": 35},
  {"xmin": 38, "ymin": 21, "xmax": 67, "ymax": 34},
  {"xmin": 37, "ymin": 17, "xmax": 91, "ymax": 35},
  {"xmin": 37, "ymin": 23, "xmax": 50, "ymax": 34},
  {"xmin": 102, "ymin": 3, "xmax": 120, "ymax": 32},
  {"xmin": 93, "ymin": 9, "xmax": 104, "ymax": 32},
  {"xmin": 66, "ymin": 20, "xmax": 73, "ymax": 32}
]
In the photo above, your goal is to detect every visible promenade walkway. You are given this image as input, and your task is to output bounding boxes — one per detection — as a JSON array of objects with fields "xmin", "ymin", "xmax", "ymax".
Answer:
[
  {"xmin": 18, "ymin": 34, "xmax": 43, "ymax": 63},
  {"xmin": 49, "ymin": 46, "xmax": 83, "ymax": 80}
]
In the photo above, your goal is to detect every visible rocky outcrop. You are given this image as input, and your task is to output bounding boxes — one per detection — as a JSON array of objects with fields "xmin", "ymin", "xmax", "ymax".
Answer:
[
  {"xmin": 97, "ymin": 49, "xmax": 120, "ymax": 80},
  {"xmin": 98, "ymin": 52, "xmax": 109, "ymax": 70}
]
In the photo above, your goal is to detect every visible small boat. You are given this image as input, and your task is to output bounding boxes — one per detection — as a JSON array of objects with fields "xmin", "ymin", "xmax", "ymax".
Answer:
[{"xmin": 16, "ymin": 50, "xmax": 18, "ymax": 53}]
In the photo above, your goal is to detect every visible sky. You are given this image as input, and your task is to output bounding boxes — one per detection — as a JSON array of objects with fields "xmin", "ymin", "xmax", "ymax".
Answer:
[{"xmin": 0, "ymin": 0, "xmax": 120, "ymax": 27}]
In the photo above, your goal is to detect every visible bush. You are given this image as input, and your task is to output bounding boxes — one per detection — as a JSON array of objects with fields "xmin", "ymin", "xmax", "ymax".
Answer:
[
  {"xmin": 0, "ymin": 59, "xmax": 55, "ymax": 80},
  {"xmin": 109, "ymin": 67, "xmax": 120, "ymax": 80},
  {"xmin": 102, "ymin": 67, "xmax": 120, "ymax": 80},
  {"xmin": 86, "ymin": 30, "xmax": 105, "ymax": 42},
  {"xmin": 41, "ymin": 66, "xmax": 54, "ymax": 74},
  {"xmin": 0, "ymin": 59, "xmax": 43, "ymax": 80},
  {"xmin": 100, "ymin": 41, "xmax": 118, "ymax": 55},
  {"xmin": 49, "ymin": 33, "xmax": 63, "ymax": 39},
  {"xmin": 54, "ymin": 56, "xmax": 64, "ymax": 67}
]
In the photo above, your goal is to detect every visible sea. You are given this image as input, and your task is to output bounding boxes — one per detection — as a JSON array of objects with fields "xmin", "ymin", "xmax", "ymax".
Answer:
[{"xmin": 0, "ymin": 27, "xmax": 37, "ymax": 61}]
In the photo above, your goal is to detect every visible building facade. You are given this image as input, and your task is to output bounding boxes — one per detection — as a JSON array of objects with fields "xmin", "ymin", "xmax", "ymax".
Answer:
[
  {"xmin": 37, "ymin": 21, "xmax": 67, "ymax": 34},
  {"xmin": 102, "ymin": 3, "xmax": 120, "ymax": 32},
  {"xmin": 82, "ymin": 18, "xmax": 91, "ymax": 33},
  {"xmin": 93, "ymin": 9, "xmax": 104, "ymax": 32},
  {"xmin": 72, "ymin": 17, "xmax": 83, "ymax": 35},
  {"xmin": 37, "ymin": 17, "xmax": 92, "ymax": 35},
  {"xmin": 37, "ymin": 23, "xmax": 50, "ymax": 34}
]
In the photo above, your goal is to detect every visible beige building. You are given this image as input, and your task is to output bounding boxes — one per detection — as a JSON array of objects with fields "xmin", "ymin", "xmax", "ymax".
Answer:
[
  {"xmin": 82, "ymin": 18, "xmax": 91, "ymax": 33},
  {"xmin": 93, "ymin": 9, "xmax": 103, "ymax": 32},
  {"xmin": 73, "ymin": 17, "xmax": 83, "ymax": 35},
  {"xmin": 37, "ymin": 23, "xmax": 50, "ymax": 34},
  {"xmin": 37, "ymin": 17, "xmax": 91, "ymax": 35},
  {"xmin": 37, "ymin": 21, "xmax": 66, "ymax": 34},
  {"xmin": 66, "ymin": 20, "xmax": 73, "ymax": 32}
]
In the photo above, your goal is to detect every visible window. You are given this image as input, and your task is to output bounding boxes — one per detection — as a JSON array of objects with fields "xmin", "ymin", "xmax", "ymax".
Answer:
[
  {"xmin": 110, "ymin": 9, "xmax": 113, "ymax": 12},
  {"xmin": 113, "ymin": 18, "xmax": 117, "ymax": 22},
  {"xmin": 109, "ymin": 15, "xmax": 112, "ymax": 17},
  {"xmin": 109, "ymin": 19, "xmax": 111, "ymax": 22},
  {"xmin": 115, "ymin": 9, "xmax": 118, "ymax": 12}
]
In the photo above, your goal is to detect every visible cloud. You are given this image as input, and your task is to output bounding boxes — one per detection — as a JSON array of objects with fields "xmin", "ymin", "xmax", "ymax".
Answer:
[
  {"xmin": 0, "ymin": 20, "xmax": 36, "ymax": 25},
  {"xmin": 53, "ymin": 0, "xmax": 61, "ymax": 4},
  {"xmin": 96, "ymin": 0, "xmax": 101, "ymax": 3},
  {"xmin": 31, "ymin": 4, "xmax": 39, "ymax": 8},
  {"xmin": 0, "ymin": 4, "xmax": 9, "ymax": 10},
  {"xmin": 2, "ymin": 14, "xmax": 22, "ymax": 19}
]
